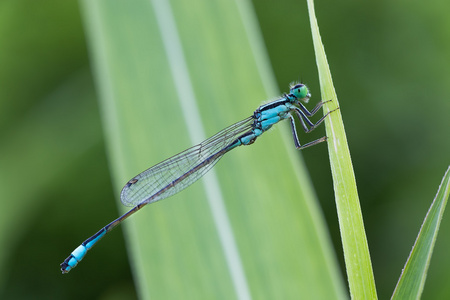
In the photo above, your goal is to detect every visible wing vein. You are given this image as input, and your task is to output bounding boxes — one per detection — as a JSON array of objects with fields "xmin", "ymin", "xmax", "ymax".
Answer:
[{"xmin": 120, "ymin": 116, "xmax": 254, "ymax": 206}]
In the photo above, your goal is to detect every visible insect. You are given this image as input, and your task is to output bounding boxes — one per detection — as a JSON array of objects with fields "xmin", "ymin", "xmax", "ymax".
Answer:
[{"xmin": 61, "ymin": 83, "xmax": 337, "ymax": 273}]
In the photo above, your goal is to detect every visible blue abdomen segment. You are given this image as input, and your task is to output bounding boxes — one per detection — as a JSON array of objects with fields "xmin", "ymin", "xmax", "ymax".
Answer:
[
  {"xmin": 239, "ymin": 133, "xmax": 257, "ymax": 145},
  {"xmin": 60, "ymin": 228, "xmax": 107, "ymax": 273}
]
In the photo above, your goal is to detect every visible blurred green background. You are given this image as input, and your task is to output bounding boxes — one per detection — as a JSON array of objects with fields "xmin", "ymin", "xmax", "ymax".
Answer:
[{"xmin": 1, "ymin": 0, "xmax": 449, "ymax": 299}]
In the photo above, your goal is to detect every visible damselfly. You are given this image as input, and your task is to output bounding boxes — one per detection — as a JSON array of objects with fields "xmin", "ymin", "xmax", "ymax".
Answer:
[{"xmin": 60, "ymin": 83, "xmax": 337, "ymax": 273}]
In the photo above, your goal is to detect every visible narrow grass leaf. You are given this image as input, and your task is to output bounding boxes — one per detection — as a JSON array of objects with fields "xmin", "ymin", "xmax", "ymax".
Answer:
[
  {"xmin": 392, "ymin": 166, "xmax": 450, "ymax": 300},
  {"xmin": 306, "ymin": 0, "xmax": 378, "ymax": 298}
]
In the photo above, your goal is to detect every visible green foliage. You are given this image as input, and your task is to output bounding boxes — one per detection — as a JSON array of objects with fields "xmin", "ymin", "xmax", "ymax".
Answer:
[
  {"xmin": 1, "ymin": 0, "xmax": 449, "ymax": 299},
  {"xmin": 392, "ymin": 167, "xmax": 450, "ymax": 299},
  {"xmin": 307, "ymin": 1, "xmax": 377, "ymax": 298},
  {"xmin": 78, "ymin": 0, "xmax": 345, "ymax": 298}
]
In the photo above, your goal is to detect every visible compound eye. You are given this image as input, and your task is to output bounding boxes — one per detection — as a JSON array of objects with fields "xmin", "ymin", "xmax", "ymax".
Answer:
[
  {"xmin": 293, "ymin": 84, "xmax": 304, "ymax": 90},
  {"xmin": 289, "ymin": 83, "xmax": 310, "ymax": 102}
]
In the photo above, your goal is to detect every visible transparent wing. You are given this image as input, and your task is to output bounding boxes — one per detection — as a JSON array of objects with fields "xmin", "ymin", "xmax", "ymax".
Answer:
[{"xmin": 120, "ymin": 116, "xmax": 254, "ymax": 207}]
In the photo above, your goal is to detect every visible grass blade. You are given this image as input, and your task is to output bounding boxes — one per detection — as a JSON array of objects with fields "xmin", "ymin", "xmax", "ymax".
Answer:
[
  {"xmin": 80, "ymin": 0, "xmax": 346, "ymax": 298},
  {"xmin": 306, "ymin": 0, "xmax": 378, "ymax": 298},
  {"xmin": 392, "ymin": 166, "xmax": 450, "ymax": 299}
]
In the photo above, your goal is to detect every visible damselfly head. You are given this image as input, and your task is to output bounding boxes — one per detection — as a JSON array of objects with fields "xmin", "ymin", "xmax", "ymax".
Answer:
[{"xmin": 289, "ymin": 83, "xmax": 311, "ymax": 103}]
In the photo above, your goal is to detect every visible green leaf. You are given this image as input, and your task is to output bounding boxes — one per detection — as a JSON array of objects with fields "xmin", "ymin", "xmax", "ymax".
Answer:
[
  {"xmin": 391, "ymin": 166, "xmax": 450, "ymax": 300},
  {"xmin": 80, "ymin": 0, "xmax": 346, "ymax": 299},
  {"xmin": 306, "ymin": 0, "xmax": 378, "ymax": 298}
]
